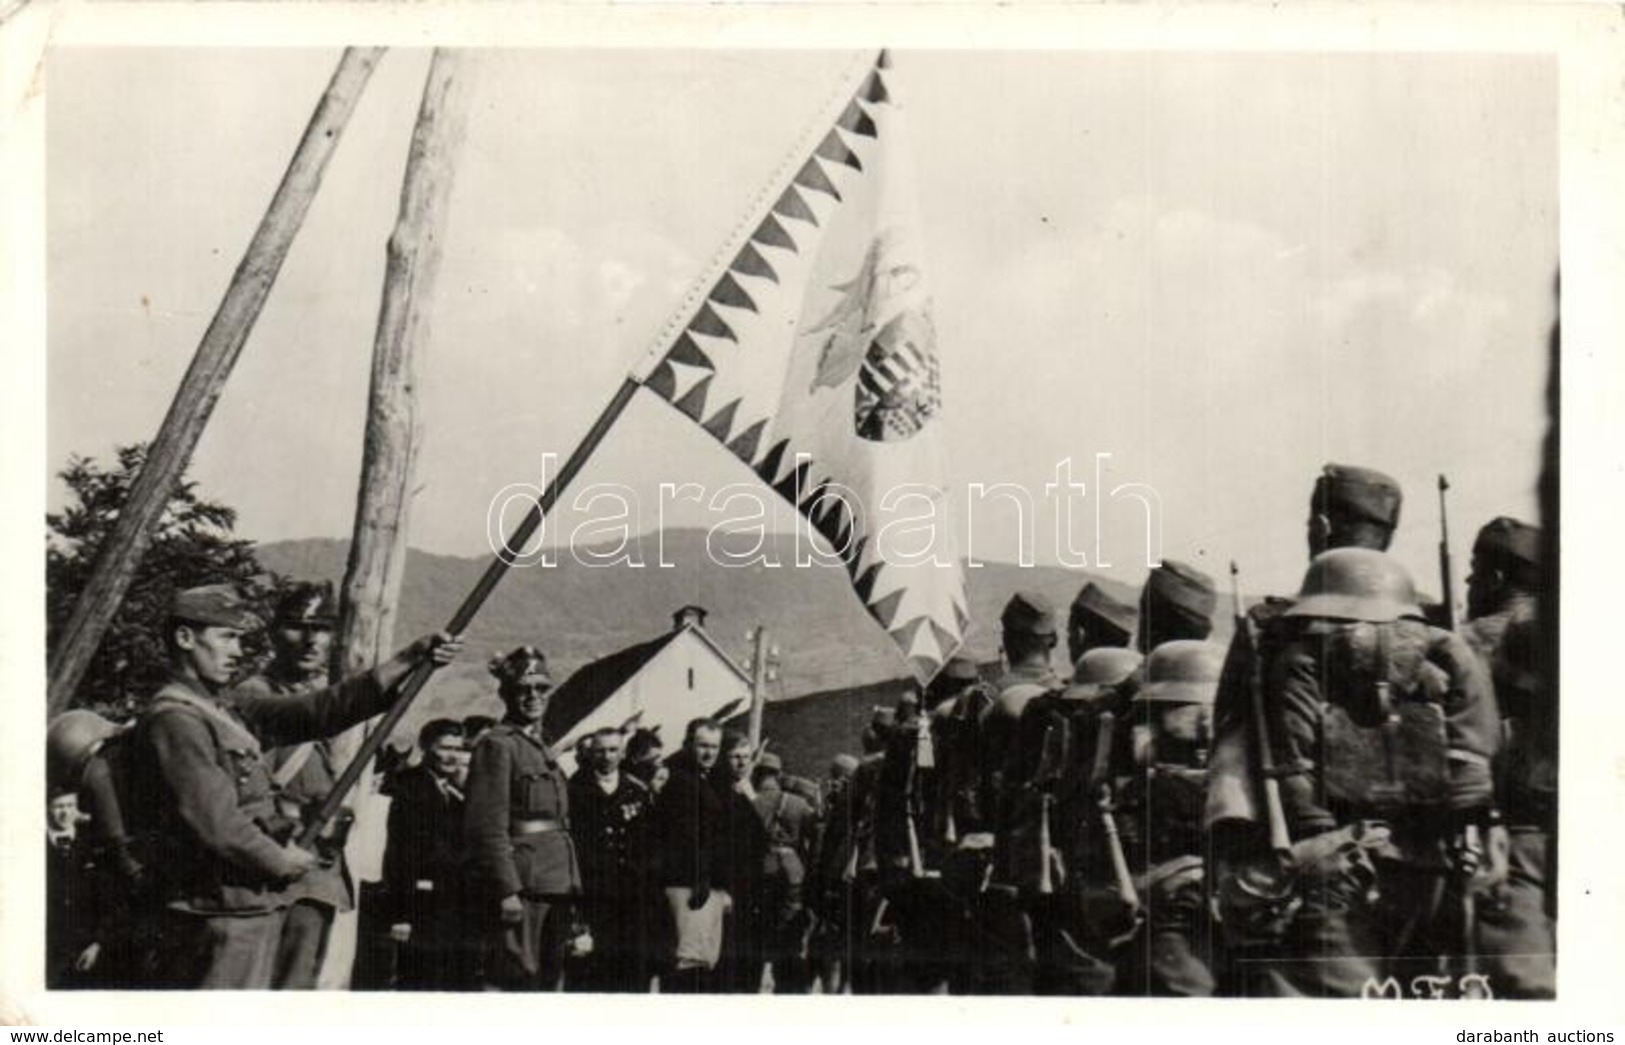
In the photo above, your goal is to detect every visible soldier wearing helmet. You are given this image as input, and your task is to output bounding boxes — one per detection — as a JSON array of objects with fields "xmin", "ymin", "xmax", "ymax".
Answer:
[
  {"xmin": 993, "ymin": 644, "xmax": 1145, "ymax": 996},
  {"xmin": 464, "ymin": 645, "xmax": 585, "ymax": 991},
  {"xmin": 1106, "ymin": 640, "xmax": 1225, "ymax": 997},
  {"xmin": 125, "ymin": 584, "xmax": 462, "ymax": 989},
  {"xmin": 1233, "ymin": 549, "xmax": 1502, "ymax": 998},
  {"xmin": 1135, "ymin": 561, "xmax": 1217, "ymax": 655},
  {"xmin": 1461, "ymin": 517, "xmax": 1553, "ymax": 999}
]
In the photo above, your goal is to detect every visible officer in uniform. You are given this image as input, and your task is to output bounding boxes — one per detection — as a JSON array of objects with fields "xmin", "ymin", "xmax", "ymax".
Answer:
[
  {"xmin": 1226, "ymin": 550, "xmax": 1502, "ymax": 998},
  {"xmin": 383, "ymin": 718, "xmax": 472, "ymax": 990},
  {"xmin": 232, "ymin": 582, "xmax": 351, "ymax": 989},
  {"xmin": 751, "ymin": 752, "xmax": 817, "ymax": 993},
  {"xmin": 1135, "ymin": 560, "xmax": 1217, "ymax": 654},
  {"xmin": 127, "ymin": 585, "xmax": 460, "ymax": 990},
  {"xmin": 1462, "ymin": 517, "xmax": 1554, "ymax": 998},
  {"xmin": 1067, "ymin": 583, "xmax": 1137, "ymax": 665},
  {"xmin": 464, "ymin": 646, "xmax": 584, "ymax": 991},
  {"xmin": 1111, "ymin": 640, "xmax": 1224, "ymax": 996},
  {"xmin": 566, "ymin": 726, "xmax": 657, "ymax": 993}
]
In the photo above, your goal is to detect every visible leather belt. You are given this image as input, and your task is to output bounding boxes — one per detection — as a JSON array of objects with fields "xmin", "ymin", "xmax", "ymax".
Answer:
[{"xmin": 512, "ymin": 817, "xmax": 565, "ymax": 836}]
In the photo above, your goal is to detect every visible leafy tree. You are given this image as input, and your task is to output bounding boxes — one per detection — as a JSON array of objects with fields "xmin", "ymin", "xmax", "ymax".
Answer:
[{"xmin": 47, "ymin": 443, "xmax": 286, "ymax": 719}]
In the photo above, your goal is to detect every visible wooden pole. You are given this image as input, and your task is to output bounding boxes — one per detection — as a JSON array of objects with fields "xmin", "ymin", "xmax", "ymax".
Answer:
[
  {"xmin": 46, "ymin": 48, "xmax": 386, "ymax": 717},
  {"xmin": 333, "ymin": 48, "xmax": 472, "ymax": 738},
  {"xmin": 322, "ymin": 49, "xmax": 471, "ymax": 990}
]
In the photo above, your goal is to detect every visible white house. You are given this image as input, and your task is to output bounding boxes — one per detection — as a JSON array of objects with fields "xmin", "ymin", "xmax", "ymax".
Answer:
[{"xmin": 544, "ymin": 605, "xmax": 754, "ymax": 772}]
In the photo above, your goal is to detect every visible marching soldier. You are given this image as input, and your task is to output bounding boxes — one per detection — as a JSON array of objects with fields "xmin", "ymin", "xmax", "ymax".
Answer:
[
  {"xmin": 1205, "ymin": 463, "xmax": 1407, "ymax": 978},
  {"xmin": 566, "ymin": 726, "xmax": 658, "ymax": 993},
  {"xmin": 464, "ymin": 646, "xmax": 585, "ymax": 991},
  {"xmin": 751, "ymin": 752, "xmax": 817, "ymax": 993},
  {"xmin": 126, "ymin": 584, "xmax": 461, "ymax": 989},
  {"xmin": 1135, "ymin": 560, "xmax": 1217, "ymax": 654},
  {"xmin": 1067, "ymin": 582, "xmax": 1137, "ymax": 665},
  {"xmin": 232, "ymin": 582, "xmax": 351, "ymax": 989},
  {"xmin": 653, "ymin": 717, "xmax": 730, "ymax": 993},
  {"xmin": 1111, "ymin": 640, "xmax": 1224, "ymax": 996},
  {"xmin": 1221, "ymin": 549, "xmax": 1502, "ymax": 997},
  {"xmin": 1211, "ymin": 463, "xmax": 1405, "ymax": 743},
  {"xmin": 1462, "ymin": 517, "xmax": 1554, "ymax": 998},
  {"xmin": 974, "ymin": 592, "xmax": 1067, "ymax": 995}
]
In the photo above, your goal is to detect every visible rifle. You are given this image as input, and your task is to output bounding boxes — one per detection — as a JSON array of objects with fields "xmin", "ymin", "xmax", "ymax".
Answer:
[
  {"xmin": 1032, "ymin": 718, "xmax": 1068, "ymax": 895},
  {"xmin": 1230, "ymin": 562, "xmax": 1292, "ymax": 858},
  {"xmin": 1438, "ymin": 475, "xmax": 1457, "ymax": 631},
  {"xmin": 1454, "ymin": 822, "xmax": 1483, "ymax": 977}
]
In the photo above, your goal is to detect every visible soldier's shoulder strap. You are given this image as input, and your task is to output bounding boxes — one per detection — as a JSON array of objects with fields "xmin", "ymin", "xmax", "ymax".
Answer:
[{"xmin": 145, "ymin": 684, "xmax": 263, "ymax": 757}]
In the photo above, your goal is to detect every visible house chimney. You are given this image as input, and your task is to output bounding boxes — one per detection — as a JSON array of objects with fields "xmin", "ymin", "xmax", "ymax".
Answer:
[{"xmin": 672, "ymin": 604, "xmax": 708, "ymax": 631}]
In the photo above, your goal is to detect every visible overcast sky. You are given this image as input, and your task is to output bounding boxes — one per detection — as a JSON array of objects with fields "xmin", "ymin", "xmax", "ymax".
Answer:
[{"xmin": 47, "ymin": 48, "xmax": 1555, "ymax": 599}]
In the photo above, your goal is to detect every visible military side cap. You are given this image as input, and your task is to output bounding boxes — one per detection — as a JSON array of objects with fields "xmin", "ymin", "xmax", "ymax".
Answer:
[
  {"xmin": 1287, "ymin": 548, "xmax": 1422, "ymax": 623},
  {"xmin": 1136, "ymin": 640, "xmax": 1225, "ymax": 705},
  {"xmin": 1312, "ymin": 463, "xmax": 1403, "ymax": 529},
  {"xmin": 1473, "ymin": 516, "xmax": 1542, "ymax": 584},
  {"xmin": 1071, "ymin": 582, "xmax": 1137, "ymax": 636},
  {"xmin": 1142, "ymin": 560, "xmax": 1218, "ymax": 620},
  {"xmin": 171, "ymin": 584, "xmax": 260, "ymax": 630},
  {"xmin": 274, "ymin": 581, "xmax": 338, "ymax": 628},
  {"xmin": 490, "ymin": 645, "xmax": 553, "ymax": 685},
  {"xmin": 830, "ymin": 753, "xmax": 860, "ymax": 777},
  {"xmin": 1001, "ymin": 590, "xmax": 1058, "ymax": 637},
  {"xmin": 756, "ymin": 751, "xmax": 784, "ymax": 774}
]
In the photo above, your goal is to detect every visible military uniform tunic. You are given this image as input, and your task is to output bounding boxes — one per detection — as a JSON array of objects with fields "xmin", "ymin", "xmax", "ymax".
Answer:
[
  {"xmin": 128, "ymin": 670, "xmax": 391, "ymax": 989},
  {"xmin": 463, "ymin": 721, "xmax": 580, "ymax": 990}
]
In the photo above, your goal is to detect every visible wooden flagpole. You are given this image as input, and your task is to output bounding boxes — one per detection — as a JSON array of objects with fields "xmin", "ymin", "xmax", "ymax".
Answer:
[
  {"xmin": 46, "ymin": 48, "xmax": 386, "ymax": 717},
  {"xmin": 321, "ymin": 48, "xmax": 471, "ymax": 989}
]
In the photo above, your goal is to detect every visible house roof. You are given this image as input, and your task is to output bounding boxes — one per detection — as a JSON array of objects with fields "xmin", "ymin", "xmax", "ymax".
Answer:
[{"xmin": 543, "ymin": 622, "xmax": 752, "ymax": 744}]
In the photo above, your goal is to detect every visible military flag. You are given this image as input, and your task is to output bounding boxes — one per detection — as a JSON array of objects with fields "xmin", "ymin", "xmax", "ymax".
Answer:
[{"xmin": 633, "ymin": 51, "xmax": 968, "ymax": 682}]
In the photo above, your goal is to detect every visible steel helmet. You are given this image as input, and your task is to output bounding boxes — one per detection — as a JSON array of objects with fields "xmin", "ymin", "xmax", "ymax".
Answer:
[
  {"xmin": 47, "ymin": 709, "xmax": 119, "ymax": 787},
  {"xmin": 1135, "ymin": 640, "xmax": 1225, "ymax": 706},
  {"xmin": 1069, "ymin": 647, "xmax": 1144, "ymax": 697},
  {"xmin": 1287, "ymin": 547, "xmax": 1424, "ymax": 624}
]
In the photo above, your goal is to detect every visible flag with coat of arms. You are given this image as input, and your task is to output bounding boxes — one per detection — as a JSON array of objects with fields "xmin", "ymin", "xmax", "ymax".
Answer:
[{"xmin": 633, "ymin": 51, "xmax": 968, "ymax": 683}]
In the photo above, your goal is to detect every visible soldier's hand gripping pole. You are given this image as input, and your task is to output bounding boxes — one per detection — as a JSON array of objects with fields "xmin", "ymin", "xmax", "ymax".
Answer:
[
  {"xmin": 296, "ymin": 377, "xmax": 644, "ymax": 849},
  {"xmin": 1231, "ymin": 562, "xmax": 1292, "ymax": 858},
  {"xmin": 1438, "ymin": 475, "xmax": 1457, "ymax": 632}
]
